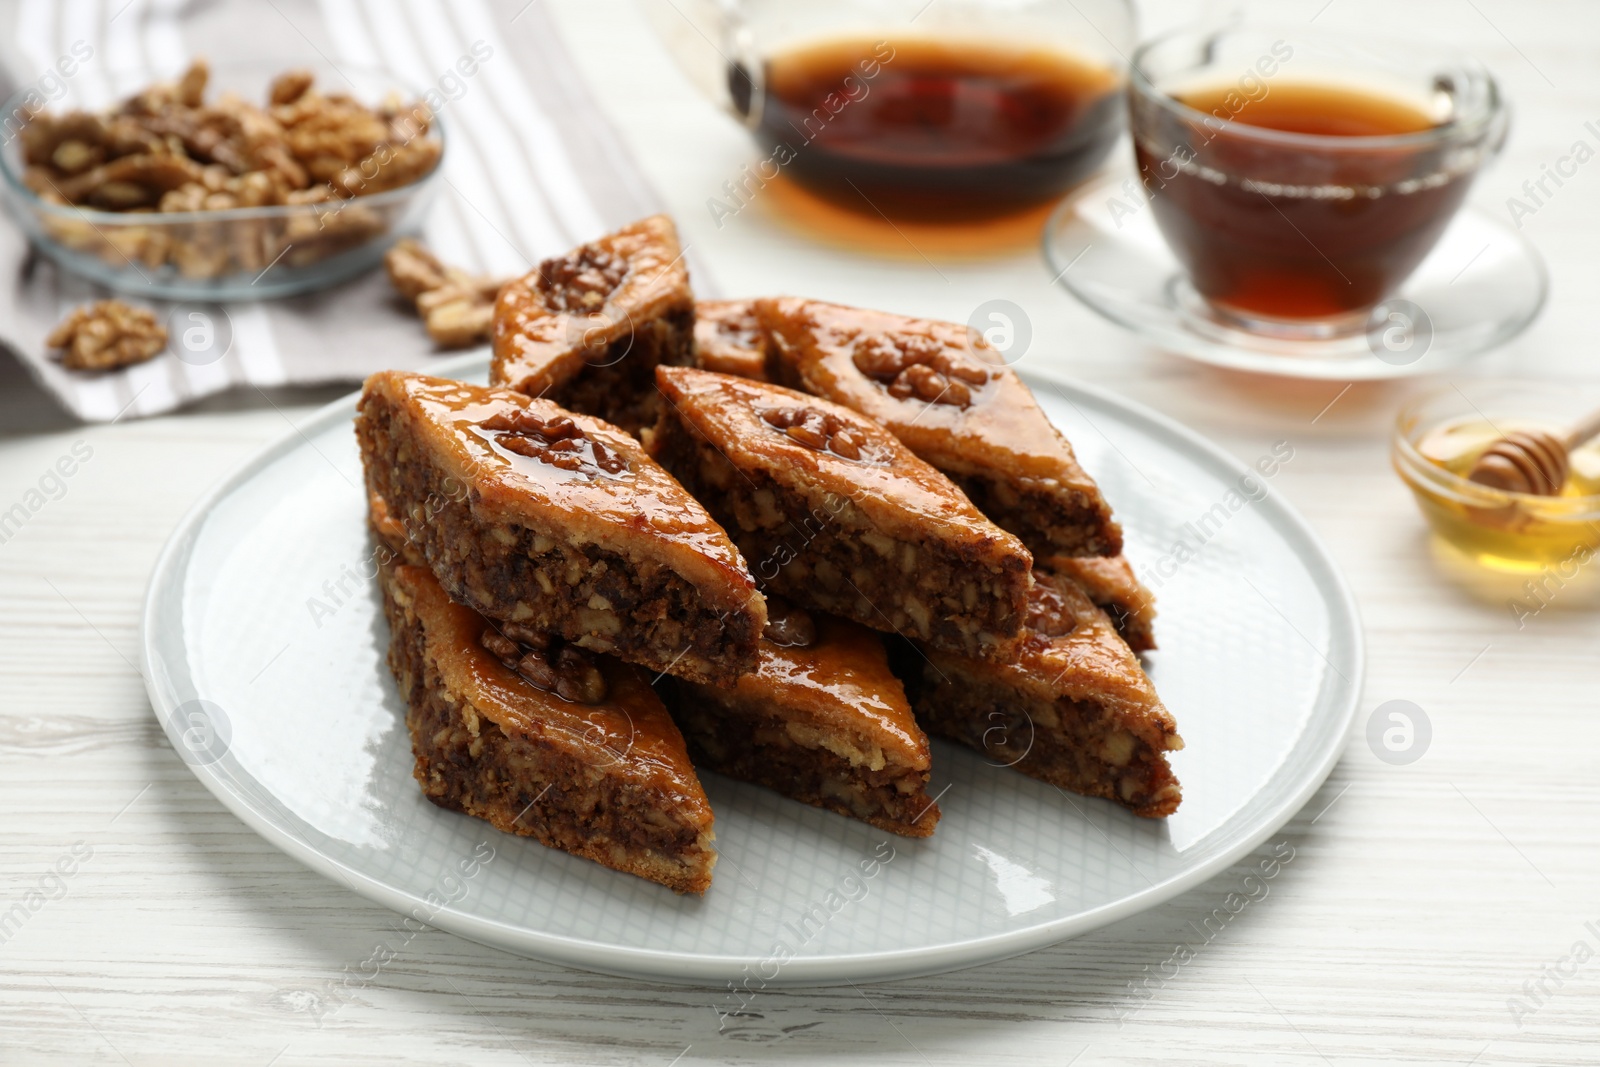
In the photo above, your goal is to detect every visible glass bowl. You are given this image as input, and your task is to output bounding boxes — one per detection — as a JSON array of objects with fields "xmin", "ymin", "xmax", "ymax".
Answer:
[
  {"xmin": 0, "ymin": 61, "xmax": 445, "ymax": 301},
  {"xmin": 1392, "ymin": 381, "xmax": 1600, "ymax": 572}
]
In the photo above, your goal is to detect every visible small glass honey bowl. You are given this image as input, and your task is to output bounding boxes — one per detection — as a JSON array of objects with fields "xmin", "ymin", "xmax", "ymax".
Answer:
[{"xmin": 1393, "ymin": 381, "xmax": 1600, "ymax": 572}]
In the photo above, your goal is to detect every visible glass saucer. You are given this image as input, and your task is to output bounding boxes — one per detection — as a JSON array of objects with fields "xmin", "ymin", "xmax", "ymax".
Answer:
[{"xmin": 1043, "ymin": 170, "xmax": 1548, "ymax": 380}]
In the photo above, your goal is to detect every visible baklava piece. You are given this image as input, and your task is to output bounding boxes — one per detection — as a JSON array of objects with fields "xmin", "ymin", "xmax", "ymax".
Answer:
[
  {"xmin": 651, "ymin": 365, "xmax": 1032, "ymax": 661},
  {"xmin": 491, "ymin": 215, "xmax": 695, "ymax": 435},
  {"xmin": 1043, "ymin": 554, "xmax": 1157, "ymax": 653},
  {"xmin": 910, "ymin": 569, "xmax": 1182, "ymax": 818},
  {"xmin": 382, "ymin": 563, "xmax": 716, "ymax": 893},
  {"xmin": 357, "ymin": 370, "xmax": 765, "ymax": 687},
  {"xmin": 757, "ymin": 297, "xmax": 1122, "ymax": 558},
  {"xmin": 692, "ymin": 299, "xmax": 770, "ymax": 381},
  {"xmin": 663, "ymin": 601, "xmax": 940, "ymax": 837}
]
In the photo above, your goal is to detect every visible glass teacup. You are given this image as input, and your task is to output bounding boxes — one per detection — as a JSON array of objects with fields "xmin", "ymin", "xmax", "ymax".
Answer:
[{"xmin": 1128, "ymin": 21, "xmax": 1507, "ymax": 338}]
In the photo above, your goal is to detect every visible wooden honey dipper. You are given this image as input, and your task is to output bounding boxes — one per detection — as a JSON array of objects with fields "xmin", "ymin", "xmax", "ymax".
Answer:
[{"xmin": 1468, "ymin": 406, "xmax": 1600, "ymax": 496}]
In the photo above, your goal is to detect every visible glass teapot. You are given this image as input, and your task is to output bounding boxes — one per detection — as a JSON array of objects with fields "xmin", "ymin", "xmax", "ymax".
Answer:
[{"xmin": 648, "ymin": 0, "xmax": 1136, "ymax": 222}]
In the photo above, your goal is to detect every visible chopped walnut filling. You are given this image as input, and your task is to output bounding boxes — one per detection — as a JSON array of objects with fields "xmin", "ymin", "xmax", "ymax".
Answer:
[
  {"xmin": 1023, "ymin": 581, "xmax": 1080, "ymax": 650},
  {"xmin": 384, "ymin": 239, "xmax": 507, "ymax": 349},
  {"xmin": 497, "ymin": 620, "xmax": 552, "ymax": 649},
  {"xmin": 535, "ymin": 247, "xmax": 628, "ymax": 312},
  {"xmin": 480, "ymin": 409, "xmax": 628, "ymax": 476},
  {"xmin": 479, "ymin": 628, "xmax": 608, "ymax": 704},
  {"xmin": 46, "ymin": 300, "xmax": 167, "ymax": 371},
  {"xmin": 759, "ymin": 405, "xmax": 875, "ymax": 462},
  {"xmin": 762, "ymin": 598, "xmax": 817, "ymax": 648},
  {"xmin": 851, "ymin": 333, "xmax": 991, "ymax": 408}
]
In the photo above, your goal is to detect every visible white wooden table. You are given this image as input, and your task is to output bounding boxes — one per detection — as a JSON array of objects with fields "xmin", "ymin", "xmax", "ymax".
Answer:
[{"xmin": 3, "ymin": 1, "xmax": 1597, "ymax": 1063}]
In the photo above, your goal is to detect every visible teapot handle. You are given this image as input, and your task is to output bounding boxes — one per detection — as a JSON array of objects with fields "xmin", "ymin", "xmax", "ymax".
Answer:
[{"xmin": 644, "ymin": 0, "xmax": 762, "ymax": 127}]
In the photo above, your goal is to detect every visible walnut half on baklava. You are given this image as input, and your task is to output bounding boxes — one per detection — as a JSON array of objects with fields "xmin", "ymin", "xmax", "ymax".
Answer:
[
  {"xmin": 757, "ymin": 297, "xmax": 1123, "ymax": 558},
  {"xmin": 490, "ymin": 215, "xmax": 695, "ymax": 435}
]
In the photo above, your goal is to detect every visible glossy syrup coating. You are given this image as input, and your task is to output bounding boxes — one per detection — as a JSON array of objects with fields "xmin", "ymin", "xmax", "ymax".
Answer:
[
  {"xmin": 977, "ymin": 570, "xmax": 1176, "ymax": 749},
  {"xmin": 1042, "ymin": 553, "xmax": 1157, "ymax": 652},
  {"xmin": 915, "ymin": 566, "xmax": 1181, "ymax": 818},
  {"xmin": 692, "ymin": 299, "xmax": 770, "ymax": 381},
  {"xmin": 360, "ymin": 370, "xmax": 761, "ymax": 620},
  {"xmin": 387, "ymin": 562, "xmax": 714, "ymax": 811},
  {"xmin": 740, "ymin": 614, "xmax": 930, "ymax": 770},
  {"xmin": 754, "ymin": 297, "xmax": 1119, "ymax": 546},
  {"xmin": 490, "ymin": 214, "xmax": 692, "ymax": 398},
  {"xmin": 368, "ymin": 489, "xmax": 425, "ymax": 567},
  {"xmin": 653, "ymin": 364, "xmax": 1031, "ymax": 556}
]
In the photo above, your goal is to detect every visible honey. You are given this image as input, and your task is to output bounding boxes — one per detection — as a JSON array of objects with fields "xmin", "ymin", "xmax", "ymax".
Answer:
[
  {"xmin": 1399, "ymin": 417, "xmax": 1600, "ymax": 572},
  {"xmin": 1418, "ymin": 420, "xmax": 1600, "ymax": 495}
]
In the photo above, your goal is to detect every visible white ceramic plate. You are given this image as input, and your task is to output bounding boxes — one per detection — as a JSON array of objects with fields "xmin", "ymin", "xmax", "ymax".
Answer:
[{"xmin": 143, "ymin": 353, "xmax": 1363, "ymax": 987}]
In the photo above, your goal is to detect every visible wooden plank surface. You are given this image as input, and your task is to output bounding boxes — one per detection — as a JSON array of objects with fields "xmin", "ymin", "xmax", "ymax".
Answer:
[{"xmin": 2, "ymin": 0, "xmax": 1597, "ymax": 1063}]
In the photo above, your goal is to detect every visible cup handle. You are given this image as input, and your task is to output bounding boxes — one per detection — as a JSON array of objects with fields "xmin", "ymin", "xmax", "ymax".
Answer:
[{"xmin": 1487, "ymin": 101, "xmax": 1511, "ymax": 159}]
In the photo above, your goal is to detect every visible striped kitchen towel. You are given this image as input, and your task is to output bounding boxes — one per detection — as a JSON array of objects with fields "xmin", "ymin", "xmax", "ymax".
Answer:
[{"xmin": 0, "ymin": 0, "xmax": 694, "ymax": 421}]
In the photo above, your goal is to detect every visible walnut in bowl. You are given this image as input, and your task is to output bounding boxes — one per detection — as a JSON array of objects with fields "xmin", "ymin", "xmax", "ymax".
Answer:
[{"xmin": 0, "ymin": 59, "xmax": 446, "ymax": 300}]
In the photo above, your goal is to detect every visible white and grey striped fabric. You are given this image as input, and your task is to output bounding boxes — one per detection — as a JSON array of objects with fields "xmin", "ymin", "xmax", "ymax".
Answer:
[{"xmin": 0, "ymin": 0, "xmax": 684, "ymax": 421}]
